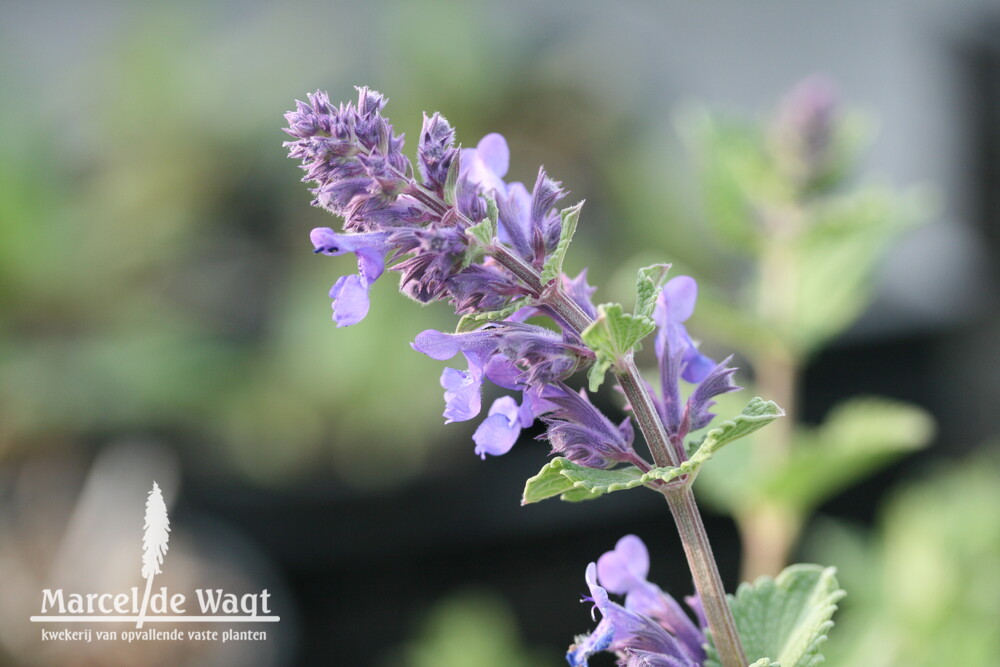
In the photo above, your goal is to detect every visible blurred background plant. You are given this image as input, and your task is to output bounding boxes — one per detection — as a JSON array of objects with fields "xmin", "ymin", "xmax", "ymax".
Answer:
[
  {"xmin": 674, "ymin": 77, "xmax": 936, "ymax": 580},
  {"xmin": 1, "ymin": 1, "xmax": 999, "ymax": 665}
]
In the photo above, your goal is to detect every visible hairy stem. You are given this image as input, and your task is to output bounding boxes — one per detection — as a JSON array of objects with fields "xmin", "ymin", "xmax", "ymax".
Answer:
[{"xmin": 490, "ymin": 244, "xmax": 747, "ymax": 667}]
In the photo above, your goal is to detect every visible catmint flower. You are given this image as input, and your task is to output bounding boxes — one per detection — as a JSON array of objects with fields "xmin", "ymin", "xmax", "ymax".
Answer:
[
  {"xmin": 597, "ymin": 535, "xmax": 706, "ymax": 664},
  {"xmin": 461, "ymin": 133, "xmax": 515, "ymax": 197},
  {"xmin": 568, "ymin": 536, "xmax": 706, "ymax": 667},
  {"xmin": 412, "ymin": 324, "xmax": 591, "ymax": 429},
  {"xmin": 471, "ymin": 388, "xmax": 554, "ymax": 459},
  {"xmin": 310, "ymin": 228, "xmax": 390, "ymax": 326},
  {"xmin": 459, "ymin": 133, "xmax": 566, "ymax": 263},
  {"xmin": 568, "ymin": 562, "xmax": 701, "ymax": 667},
  {"xmin": 283, "ymin": 88, "xmax": 414, "ymax": 232},
  {"xmin": 541, "ymin": 384, "xmax": 639, "ymax": 469},
  {"xmin": 652, "ymin": 277, "xmax": 739, "ymax": 446}
]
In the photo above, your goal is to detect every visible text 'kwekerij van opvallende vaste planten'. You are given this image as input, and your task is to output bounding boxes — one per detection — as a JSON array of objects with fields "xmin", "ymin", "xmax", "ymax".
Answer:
[{"xmin": 282, "ymin": 86, "xmax": 846, "ymax": 667}]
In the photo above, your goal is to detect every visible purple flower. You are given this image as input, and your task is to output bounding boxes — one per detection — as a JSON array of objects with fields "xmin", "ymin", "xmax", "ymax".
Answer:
[
  {"xmin": 310, "ymin": 228, "xmax": 390, "ymax": 326},
  {"xmin": 652, "ymin": 277, "xmax": 739, "ymax": 445},
  {"xmin": 459, "ymin": 133, "xmax": 566, "ymax": 263},
  {"xmin": 286, "ymin": 89, "xmax": 579, "ymax": 330},
  {"xmin": 567, "ymin": 562, "xmax": 699, "ymax": 667},
  {"xmin": 541, "ymin": 384, "xmax": 639, "ymax": 469},
  {"xmin": 440, "ymin": 357, "xmax": 484, "ymax": 424},
  {"xmin": 567, "ymin": 537, "xmax": 707, "ymax": 667},
  {"xmin": 461, "ymin": 133, "xmax": 513, "ymax": 197},
  {"xmin": 412, "ymin": 324, "xmax": 590, "ymax": 434},
  {"xmin": 654, "ymin": 277, "xmax": 714, "ymax": 384},
  {"xmin": 597, "ymin": 536, "xmax": 706, "ymax": 664}
]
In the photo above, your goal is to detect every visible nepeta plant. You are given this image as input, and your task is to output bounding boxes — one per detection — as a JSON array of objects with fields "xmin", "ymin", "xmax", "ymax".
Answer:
[{"xmin": 283, "ymin": 88, "xmax": 843, "ymax": 667}]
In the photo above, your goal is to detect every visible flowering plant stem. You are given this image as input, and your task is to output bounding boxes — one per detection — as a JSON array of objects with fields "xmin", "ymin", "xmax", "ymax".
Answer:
[{"xmin": 491, "ymin": 245, "xmax": 748, "ymax": 667}]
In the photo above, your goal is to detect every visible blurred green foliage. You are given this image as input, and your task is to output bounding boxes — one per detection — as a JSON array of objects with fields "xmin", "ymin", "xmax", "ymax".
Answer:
[
  {"xmin": 805, "ymin": 448, "xmax": 1000, "ymax": 667},
  {"xmin": 662, "ymin": 82, "xmax": 937, "ymax": 578},
  {"xmin": 0, "ymin": 2, "xmax": 658, "ymax": 487},
  {"xmin": 378, "ymin": 589, "xmax": 555, "ymax": 667}
]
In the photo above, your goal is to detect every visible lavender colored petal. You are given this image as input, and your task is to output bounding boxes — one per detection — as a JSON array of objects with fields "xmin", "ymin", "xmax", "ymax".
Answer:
[
  {"xmin": 412, "ymin": 329, "xmax": 464, "ymax": 360},
  {"xmin": 679, "ymin": 337, "xmax": 715, "ymax": 384},
  {"xmin": 597, "ymin": 534, "xmax": 650, "ymax": 594},
  {"xmin": 328, "ymin": 274, "xmax": 370, "ymax": 327},
  {"xmin": 473, "ymin": 396, "xmax": 522, "ymax": 458},
  {"xmin": 475, "ymin": 133, "xmax": 510, "ymax": 178},
  {"xmin": 571, "ymin": 564, "xmax": 693, "ymax": 667},
  {"xmin": 596, "ymin": 536, "xmax": 705, "ymax": 664},
  {"xmin": 661, "ymin": 276, "xmax": 698, "ymax": 322},
  {"xmin": 461, "ymin": 133, "xmax": 510, "ymax": 196},
  {"xmin": 484, "ymin": 355, "xmax": 522, "ymax": 390},
  {"xmin": 356, "ymin": 247, "xmax": 385, "ymax": 284},
  {"xmin": 440, "ymin": 356, "xmax": 484, "ymax": 423}
]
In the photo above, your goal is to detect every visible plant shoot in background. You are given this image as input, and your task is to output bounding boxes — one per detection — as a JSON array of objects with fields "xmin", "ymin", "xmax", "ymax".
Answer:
[{"xmin": 677, "ymin": 77, "xmax": 934, "ymax": 580}]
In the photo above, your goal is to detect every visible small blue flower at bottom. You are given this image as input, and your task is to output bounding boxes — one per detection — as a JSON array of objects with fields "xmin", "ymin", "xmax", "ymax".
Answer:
[{"xmin": 568, "ymin": 535, "xmax": 706, "ymax": 667}]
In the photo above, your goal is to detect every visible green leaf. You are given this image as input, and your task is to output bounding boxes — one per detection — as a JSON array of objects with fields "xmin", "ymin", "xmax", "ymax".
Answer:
[
  {"xmin": 748, "ymin": 660, "xmax": 778, "ymax": 667},
  {"xmin": 580, "ymin": 303, "xmax": 655, "ymax": 391},
  {"xmin": 761, "ymin": 397, "xmax": 933, "ymax": 512},
  {"xmin": 634, "ymin": 263, "xmax": 671, "ymax": 319},
  {"xmin": 443, "ymin": 148, "xmax": 461, "ymax": 206},
  {"xmin": 521, "ymin": 457, "xmax": 645, "ymax": 504},
  {"xmin": 523, "ymin": 398, "xmax": 783, "ymax": 505},
  {"xmin": 541, "ymin": 201, "xmax": 584, "ymax": 284},
  {"xmin": 790, "ymin": 186, "xmax": 929, "ymax": 353},
  {"xmin": 466, "ymin": 205, "xmax": 498, "ymax": 249},
  {"xmin": 463, "ymin": 198, "xmax": 499, "ymax": 268},
  {"xmin": 705, "ymin": 565, "xmax": 845, "ymax": 667},
  {"xmin": 688, "ymin": 397, "xmax": 785, "ymax": 458},
  {"xmin": 455, "ymin": 297, "xmax": 531, "ymax": 333}
]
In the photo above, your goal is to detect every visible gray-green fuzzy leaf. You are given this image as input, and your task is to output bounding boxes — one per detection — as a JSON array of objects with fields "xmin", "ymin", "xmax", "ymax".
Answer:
[
  {"xmin": 580, "ymin": 303, "xmax": 655, "ymax": 391},
  {"xmin": 635, "ymin": 263, "xmax": 672, "ymax": 320},
  {"xmin": 705, "ymin": 565, "xmax": 845, "ymax": 667},
  {"xmin": 541, "ymin": 201, "xmax": 584, "ymax": 284}
]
